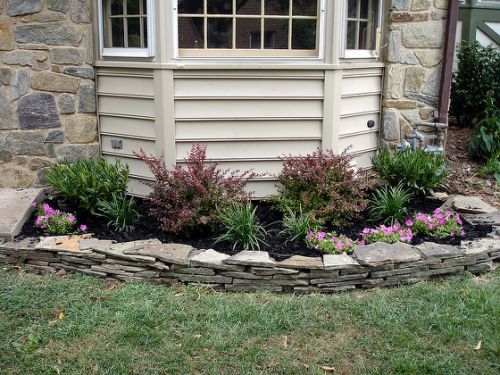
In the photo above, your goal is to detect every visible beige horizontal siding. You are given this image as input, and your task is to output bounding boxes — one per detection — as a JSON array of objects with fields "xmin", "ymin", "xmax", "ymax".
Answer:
[
  {"xmin": 99, "ymin": 96, "xmax": 155, "ymax": 118},
  {"xmin": 97, "ymin": 75, "xmax": 154, "ymax": 97},
  {"xmin": 99, "ymin": 116, "xmax": 156, "ymax": 139},
  {"xmin": 101, "ymin": 135, "xmax": 156, "ymax": 157},
  {"xmin": 339, "ymin": 113, "xmax": 380, "ymax": 136}
]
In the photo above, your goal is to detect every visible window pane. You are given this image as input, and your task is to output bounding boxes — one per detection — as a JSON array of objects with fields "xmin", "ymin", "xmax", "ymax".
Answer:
[
  {"xmin": 143, "ymin": 0, "xmax": 147, "ymax": 14},
  {"xmin": 143, "ymin": 17, "xmax": 148, "ymax": 47},
  {"xmin": 178, "ymin": 0, "xmax": 203, "ymax": 14},
  {"xmin": 127, "ymin": 0, "xmax": 140, "ymax": 14},
  {"xmin": 111, "ymin": 18, "xmax": 124, "ymax": 47},
  {"xmin": 346, "ymin": 20, "xmax": 356, "ymax": 49},
  {"xmin": 178, "ymin": 17, "xmax": 204, "ymax": 48},
  {"xmin": 292, "ymin": 0, "xmax": 317, "ymax": 16},
  {"xmin": 236, "ymin": 0, "xmax": 261, "ymax": 15},
  {"xmin": 111, "ymin": 0, "xmax": 123, "ymax": 15},
  {"xmin": 359, "ymin": 21, "xmax": 368, "ymax": 49},
  {"xmin": 360, "ymin": 0, "xmax": 369, "ymax": 19},
  {"xmin": 127, "ymin": 17, "xmax": 141, "ymax": 47},
  {"xmin": 236, "ymin": 18, "xmax": 261, "ymax": 48},
  {"xmin": 208, "ymin": 0, "xmax": 232, "ymax": 14},
  {"xmin": 265, "ymin": 0, "xmax": 289, "ymax": 15},
  {"xmin": 348, "ymin": 0, "xmax": 357, "ymax": 18},
  {"xmin": 292, "ymin": 19, "xmax": 316, "ymax": 49},
  {"xmin": 264, "ymin": 19, "xmax": 288, "ymax": 49},
  {"xmin": 208, "ymin": 18, "xmax": 232, "ymax": 48}
]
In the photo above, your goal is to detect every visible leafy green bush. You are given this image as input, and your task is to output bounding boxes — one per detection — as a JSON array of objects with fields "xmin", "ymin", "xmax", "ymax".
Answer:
[
  {"xmin": 479, "ymin": 152, "xmax": 500, "ymax": 184},
  {"xmin": 273, "ymin": 148, "xmax": 367, "ymax": 228},
  {"xmin": 368, "ymin": 183, "xmax": 411, "ymax": 225},
  {"xmin": 451, "ymin": 41, "xmax": 500, "ymax": 126},
  {"xmin": 215, "ymin": 202, "xmax": 268, "ymax": 251},
  {"xmin": 371, "ymin": 148, "xmax": 448, "ymax": 195},
  {"xmin": 468, "ymin": 94, "xmax": 500, "ymax": 160},
  {"xmin": 96, "ymin": 193, "xmax": 140, "ymax": 233},
  {"xmin": 46, "ymin": 158, "xmax": 129, "ymax": 212},
  {"xmin": 278, "ymin": 205, "xmax": 319, "ymax": 243}
]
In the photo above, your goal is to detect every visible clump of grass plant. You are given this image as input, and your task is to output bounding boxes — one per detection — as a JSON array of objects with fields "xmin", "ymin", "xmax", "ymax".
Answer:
[
  {"xmin": 96, "ymin": 193, "xmax": 140, "ymax": 233},
  {"xmin": 278, "ymin": 204, "xmax": 319, "ymax": 243},
  {"xmin": 368, "ymin": 183, "xmax": 411, "ymax": 225},
  {"xmin": 215, "ymin": 202, "xmax": 268, "ymax": 251}
]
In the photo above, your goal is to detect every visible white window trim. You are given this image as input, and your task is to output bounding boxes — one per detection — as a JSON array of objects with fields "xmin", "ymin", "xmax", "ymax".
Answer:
[
  {"xmin": 340, "ymin": 0, "xmax": 383, "ymax": 59},
  {"xmin": 97, "ymin": 0, "xmax": 156, "ymax": 58},
  {"xmin": 172, "ymin": 0, "xmax": 326, "ymax": 60}
]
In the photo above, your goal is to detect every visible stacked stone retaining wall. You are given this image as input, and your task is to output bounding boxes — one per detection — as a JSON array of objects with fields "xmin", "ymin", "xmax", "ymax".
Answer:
[
  {"xmin": 0, "ymin": 236, "xmax": 497, "ymax": 293},
  {"xmin": 0, "ymin": 0, "xmax": 97, "ymax": 188}
]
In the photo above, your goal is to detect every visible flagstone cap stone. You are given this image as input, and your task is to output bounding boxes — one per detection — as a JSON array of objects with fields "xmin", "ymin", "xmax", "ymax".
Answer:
[
  {"xmin": 188, "ymin": 249, "xmax": 244, "ymax": 271},
  {"xmin": 223, "ymin": 250, "xmax": 276, "ymax": 268},
  {"xmin": 354, "ymin": 242, "xmax": 422, "ymax": 266},
  {"xmin": 452, "ymin": 196, "xmax": 497, "ymax": 214},
  {"xmin": 123, "ymin": 242, "xmax": 193, "ymax": 265},
  {"xmin": 323, "ymin": 254, "xmax": 362, "ymax": 270},
  {"xmin": 277, "ymin": 255, "xmax": 324, "ymax": 269},
  {"xmin": 463, "ymin": 212, "xmax": 500, "ymax": 227},
  {"xmin": 36, "ymin": 234, "xmax": 92, "ymax": 253},
  {"xmin": 416, "ymin": 242, "xmax": 463, "ymax": 259},
  {"xmin": 461, "ymin": 238, "xmax": 500, "ymax": 256}
]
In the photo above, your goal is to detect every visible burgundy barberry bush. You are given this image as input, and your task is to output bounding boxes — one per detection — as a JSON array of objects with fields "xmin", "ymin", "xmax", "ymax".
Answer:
[
  {"xmin": 274, "ymin": 148, "xmax": 367, "ymax": 227},
  {"xmin": 135, "ymin": 143, "xmax": 254, "ymax": 233}
]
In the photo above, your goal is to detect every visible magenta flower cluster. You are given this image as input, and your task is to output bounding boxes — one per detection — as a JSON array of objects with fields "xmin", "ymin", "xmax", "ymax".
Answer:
[
  {"xmin": 33, "ymin": 202, "xmax": 87, "ymax": 235},
  {"xmin": 360, "ymin": 223, "xmax": 413, "ymax": 245},
  {"xmin": 409, "ymin": 208, "xmax": 465, "ymax": 239},
  {"xmin": 306, "ymin": 231, "xmax": 360, "ymax": 254}
]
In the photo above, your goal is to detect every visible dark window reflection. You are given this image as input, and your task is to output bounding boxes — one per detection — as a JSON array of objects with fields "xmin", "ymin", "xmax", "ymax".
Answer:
[
  {"xmin": 292, "ymin": 0, "xmax": 317, "ymax": 16},
  {"xmin": 143, "ymin": 17, "xmax": 148, "ymax": 47},
  {"xmin": 265, "ymin": 0, "xmax": 289, "ymax": 15},
  {"xmin": 208, "ymin": 18, "xmax": 232, "ymax": 48},
  {"xmin": 178, "ymin": 17, "xmax": 204, "ymax": 48},
  {"xmin": 127, "ymin": 0, "xmax": 140, "ymax": 14},
  {"xmin": 111, "ymin": 18, "xmax": 124, "ymax": 47},
  {"xmin": 178, "ymin": 0, "xmax": 204, "ymax": 14},
  {"xmin": 128, "ymin": 17, "xmax": 141, "ymax": 47},
  {"xmin": 236, "ymin": 0, "xmax": 261, "ymax": 15},
  {"xmin": 264, "ymin": 18, "xmax": 288, "ymax": 49},
  {"xmin": 292, "ymin": 19, "xmax": 316, "ymax": 49},
  {"xmin": 111, "ymin": 0, "xmax": 123, "ymax": 15},
  {"xmin": 208, "ymin": 0, "xmax": 232, "ymax": 14},
  {"xmin": 346, "ymin": 21, "xmax": 356, "ymax": 49},
  {"xmin": 236, "ymin": 18, "xmax": 261, "ymax": 48},
  {"xmin": 348, "ymin": 0, "xmax": 357, "ymax": 18},
  {"xmin": 360, "ymin": 0, "xmax": 369, "ymax": 19}
]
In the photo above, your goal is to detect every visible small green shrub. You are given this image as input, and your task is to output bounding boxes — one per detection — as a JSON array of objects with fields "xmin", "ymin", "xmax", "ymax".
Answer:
[
  {"xmin": 46, "ymin": 158, "xmax": 129, "ymax": 212},
  {"xmin": 409, "ymin": 209, "xmax": 464, "ymax": 239},
  {"xmin": 371, "ymin": 148, "xmax": 447, "ymax": 195},
  {"xmin": 215, "ymin": 202, "xmax": 268, "ymax": 251},
  {"xmin": 273, "ymin": 148, "xmax": 367, "ymax": 228},
  {"xmin": 479, "ymin": 151, "xmax": 500, "ymax": 184},
  {"xmin": 360, "ymin": 223, "xmax": 413, "ymax": 244},
  {"xmin": 468, "ymin": 95, "xmax": 500, "ymax": 160},
  {"xmin": 451, "ymin": 41, "xmax": 500, "ymax": 126},
  {"xmin": 279, "ymin": 205, "xmax": 319, "ymax": 243},
  {"xmin": 96, "ymin": 193, "xmax": 140, "ymax": 233},
  {"xmin": 33, "ymin": 203, "xmax": 85, "ymax": 235},
  {"xmin": 305, "ymin": 231, "xmax": 359, "ymax": 254},
  {"xmin": 368, "ymin": 183, "xmax": 411, "ymax": 225}
]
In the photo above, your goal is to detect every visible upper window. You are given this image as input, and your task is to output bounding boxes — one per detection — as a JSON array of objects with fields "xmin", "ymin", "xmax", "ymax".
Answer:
[
  {"xmin": 176, "ymin": 0, "xmax": 322, "ymax": 57},
  {"xmin": 98, "ymin": 0, "xmax": 155, "ymax": 57},
  {"xmin": 344, "ymin": 0, "xmax": 381, "ymax": 58}
]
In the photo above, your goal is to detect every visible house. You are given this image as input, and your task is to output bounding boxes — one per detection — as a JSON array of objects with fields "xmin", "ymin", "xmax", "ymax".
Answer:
[{"xmin": 0, "ymin": 0, "xmax": 458, "ymax": 197}]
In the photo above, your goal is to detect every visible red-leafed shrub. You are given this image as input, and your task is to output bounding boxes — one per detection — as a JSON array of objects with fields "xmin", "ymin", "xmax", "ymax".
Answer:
[
  {"xmin": 273, "ymin": 148, "xmax": 367, "ymax": 227},
  {"xmin": 135, "ymin": 144, "xmax": 254, "ymax": 234}
]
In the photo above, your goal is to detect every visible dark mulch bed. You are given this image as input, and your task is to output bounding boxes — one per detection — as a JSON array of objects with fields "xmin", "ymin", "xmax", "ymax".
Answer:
[{"xmin": 19, "ymin": 194, "xmax": 492, "ymax": 262}]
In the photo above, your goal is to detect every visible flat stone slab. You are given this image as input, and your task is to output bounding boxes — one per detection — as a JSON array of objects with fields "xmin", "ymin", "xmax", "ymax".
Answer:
[
  {"xmin": 323, "ymin": 254, "xmax": 361, "ymax": 270},
  {"xmin": 0, "ymin": 238, "xmax": 38, "ymax": 251},
  {"xmin": 36, "ymin": 235, "xmax": 92, "ymax": 253},
  {"xmin": 188, "ymin": 248, "xmax": 240, "ymax": 270},
  {"xmin": 123, "ymin": 242, "xmax": 193, "ymax": 265},
  {"xmin": 462, "ymin": 212, "xmax": 500, "ymax": 227},
  {"xmin": 416, "ymin": 242, "xmax": 463, "ymax": 259},
  {"xmin": 461, "ymin": 238, "xmax": 500, "ymax": 256},
  {"xmin": 452, "ymin": 195, "xmax": 497, "ymax": 214},
  {"xmin": 0, "ymin": 188, "xmax": 45, "ymax": 241},
  {"xmin": 90, "ymin": 239, "xmax": 159, "ymax": 264},
  {"xmin": 79, "ymin": 238, "xmax": 116, "ymax": 252},
  {"xmin": 277, "ymin": 255, "xmax": 324, "ymax": 270},
  {"xmin": 223, "ymin": 251, "xmax": 276, "ymax": 268},
  {"xmin": 354, "ymin": 242, "xmax": 422, "ymax": 267}
]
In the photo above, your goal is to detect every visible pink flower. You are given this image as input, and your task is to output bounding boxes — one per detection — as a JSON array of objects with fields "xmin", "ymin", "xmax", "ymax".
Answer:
[
  {"xmin": 337, "ymin": 242, "xmax": 344, "ymax": 251},
  {"xmin": 450, "ymin": 232, "xmax": 456, "ymax": 237},
  {"xmin": 317, "ymin": 232, "xmax": 326, "ymax": 241},
  {"xmin": 67, "ymin": 214, "xmax": 75, "ymax": 223},
  {"xmin": 362, "ymin": 228, "xmax": 370, "ymax": 234},
  {"xmin": 306, "ymin": 232, "xmax": 315, "ymax": 239},
  {"xmin": 460, "ymin": 230, "xmax": 465, "ymax": 236},
  {"xmin": 31, "ymin": 201, "xmax": 37, "ymax": 208},
  {"xmin": 79, "ymin": 224, "xmax": 87, "ymax": 232},
  {"xmin": 405, "ymin": 219, "xmax": 413, "ymax": 227},
  {"xmin": 455, "ymin": 215, "xmax": 463, "ymax": 225}
]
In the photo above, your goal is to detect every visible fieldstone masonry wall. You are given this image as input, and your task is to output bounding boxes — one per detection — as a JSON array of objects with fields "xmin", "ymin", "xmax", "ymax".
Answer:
[
  {"xmin": 0, "ymin": 0, "xmax": 97, "ymax": 188},
  {"xmin": 383, "ymin": 0, "xmax": 449, "ymax": 146},
  {"xmin": 0, "ymin": 236, "xmax": 497, "ymax": 293}
]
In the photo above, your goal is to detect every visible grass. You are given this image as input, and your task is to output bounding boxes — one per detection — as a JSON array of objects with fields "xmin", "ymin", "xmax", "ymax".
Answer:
[{"xmin": 0, "ymin": 266, "xmax": 499, "ymax": 374}]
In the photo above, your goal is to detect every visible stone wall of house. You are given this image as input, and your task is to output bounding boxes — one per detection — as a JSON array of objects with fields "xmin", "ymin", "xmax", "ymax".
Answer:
[
  {"xmin": 0, "ymin": 0, "xmax": 97, "ymax": 188},
  {"xmin": 382, "ymin": 0, "xmax": 449, "ymax": 147}
]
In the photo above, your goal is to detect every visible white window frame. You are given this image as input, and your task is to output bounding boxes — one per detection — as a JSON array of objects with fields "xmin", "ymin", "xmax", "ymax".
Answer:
[
  {"xmin": 98, "ymin": 0, "xmax": 156, "ymax": 58},
  {"xmin": 172, "ymin": 0, "xmax": 326, "ymax": 60},
  {"xmin": 341, "ymin": 0, "xmax": 383, "ymax": 59}
]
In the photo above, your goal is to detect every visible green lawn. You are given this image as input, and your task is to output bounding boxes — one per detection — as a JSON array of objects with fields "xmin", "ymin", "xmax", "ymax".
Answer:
[{"xmin": 0, "ymin": 266, "xmax": 498, "ymax": 375}]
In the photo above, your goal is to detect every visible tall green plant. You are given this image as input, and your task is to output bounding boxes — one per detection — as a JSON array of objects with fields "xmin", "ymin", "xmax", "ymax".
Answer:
[
  {"xmin": 371, "ymin": 149, "xmax": 447, "ymax": 195},
  {"xmin": 451, "ymin": 41, "xmax": 500, "ymax": 127},
  {"xmin": 45, "ymin": 158, "xmax": 129, "ymax": 212}
]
